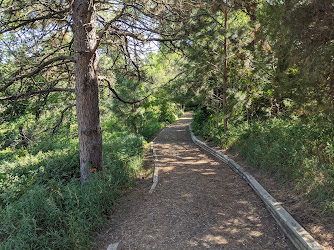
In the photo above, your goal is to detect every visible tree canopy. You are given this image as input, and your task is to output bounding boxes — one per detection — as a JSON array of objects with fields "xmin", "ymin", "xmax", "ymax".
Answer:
[
  {"xmin": 1, "ymin": 0, "xmax": 334, "ymax": 248},
  {"xmin": 1, "ymin": 0, "xmax": 333, "ymax": 179}
]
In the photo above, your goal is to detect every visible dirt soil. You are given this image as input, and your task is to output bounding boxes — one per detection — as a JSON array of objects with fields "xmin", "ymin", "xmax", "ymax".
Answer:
[
  {"xmin": 211, "ymin": 140, "xmax": 334, "ymax": 249},
  {"xmin": 95, "ymin": 112, "xmax": 302, "ymax": 249}
]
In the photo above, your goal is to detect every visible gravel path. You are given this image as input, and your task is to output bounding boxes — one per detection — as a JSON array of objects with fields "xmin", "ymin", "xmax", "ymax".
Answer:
[{"xmin": 95, "ymin": 112, "xmax": 293, "ymax": 249}]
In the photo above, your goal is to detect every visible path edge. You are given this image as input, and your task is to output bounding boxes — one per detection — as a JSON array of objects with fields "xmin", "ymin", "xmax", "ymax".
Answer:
[
  {"xmin": 189, "ymin": 124, "xmax": 323, "ymax": 250},
  {"xmin": 149, "ymin": 126, "xmax": 168, "ymax": 193},
  {"xmin": 107, "ymin": 242, "xmax": 122, "ymax": 250},
  {"xmin": 149, "ymin": 141, "xmax": 159, "ymax": 194}
]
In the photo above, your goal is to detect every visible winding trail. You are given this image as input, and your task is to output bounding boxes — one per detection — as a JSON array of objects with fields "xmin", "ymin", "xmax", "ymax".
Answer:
[{"xmin": 96, "ymin": 112, "xmax": 293, "ymax": 249}]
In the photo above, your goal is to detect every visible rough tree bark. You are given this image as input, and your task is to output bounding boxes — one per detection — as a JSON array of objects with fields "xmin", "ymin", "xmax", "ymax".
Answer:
[
  {"xmin": 216, "ymin": 88, "xmax": 220, "ymax": 128},
  {"xmin": 246, "ymin": 81, "xmax": 250, "ymax": 125},
  {"xmin": 131, "ymin": 103, "xmax": 138, "ymax": 134},
  {"xmin": 330, "ymin": 68, "xmax": 334, "ymax": 111},
  {"xmin": 271, "ymin": 86, "xmax": 281, "ymax": 117},
  {"xmin": 72, "ymin": 0, "xmax": 103, "ymax": 183}
]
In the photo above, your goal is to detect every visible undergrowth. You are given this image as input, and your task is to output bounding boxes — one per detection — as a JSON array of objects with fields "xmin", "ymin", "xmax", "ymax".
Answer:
[
  {"xmin": 0, "ymin": 132, "xmax": 144, "ymax": 249},
  {"xmin": 192, "ymin": 108, "xmax": 334, "ymax": 213},
  {"xmin": 0, "ymin": 105, "xmax": 183, "ymax": 249}
]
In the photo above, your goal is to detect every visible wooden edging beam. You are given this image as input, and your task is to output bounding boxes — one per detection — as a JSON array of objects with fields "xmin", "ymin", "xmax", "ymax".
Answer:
[
  {"xmin": 189, "ymin": 124, "xmax": 323, "ymax": 250},
  {"xmin": 107, "ymin": 242, "xmax": 122, "ymax": 250},
  {"xmin": 148, "ymin": 127, "xmax": 169, "ymax": 194},
  {"xmin": 149, "ymin": 141, "xmax": 159, "ymax": 194}
]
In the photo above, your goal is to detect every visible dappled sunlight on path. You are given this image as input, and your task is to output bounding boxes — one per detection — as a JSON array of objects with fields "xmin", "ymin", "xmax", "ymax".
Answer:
[{"xmin": 95, "ymin": 112, "xmax": 293, "ymax": 250}]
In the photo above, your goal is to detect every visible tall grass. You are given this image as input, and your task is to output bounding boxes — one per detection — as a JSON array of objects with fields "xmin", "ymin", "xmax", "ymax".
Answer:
[
  {"xmin": 192, "ymin": 109, "xmax": 334, "ymax": 213},
  {"xmin": 0, "ymin": 132, "xmax": 144, "ymax": 249},
  {"xmin": 0, "ymin": 101, "xmax": 183, "ymax": 249}
]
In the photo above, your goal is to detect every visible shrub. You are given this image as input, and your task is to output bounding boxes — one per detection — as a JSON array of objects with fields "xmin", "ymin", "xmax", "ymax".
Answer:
[
  {"xmin": 192, "ymin": 109, "xmax": 334, "ymax": 213},
  {"xmin": 141, "ymin": 121, "xmax": 165, "ymax": 141},
  {"xmin": 0, "ymin": 133, "xmax": 144, "ymax": 249}
]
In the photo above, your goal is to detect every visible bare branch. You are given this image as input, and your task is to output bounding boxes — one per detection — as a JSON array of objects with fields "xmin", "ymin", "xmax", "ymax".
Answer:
[
  {"xmin": 99, "ymin": 76, "xmax": 150, "ymax": 104},
  {"xmin": 52, "ymin": 104, "xmax": 76, "ymax": 136}
]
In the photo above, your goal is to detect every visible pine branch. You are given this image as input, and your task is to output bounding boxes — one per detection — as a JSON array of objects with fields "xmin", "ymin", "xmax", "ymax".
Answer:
[
  {"xmin": 0, "ymin": 8, "xmax": 70, "ymax": 34},
  {"xmin": 52, "ymin": 104, "xmax": 76, "ymax": 136},
  {"xmin": 0, "ymin": 88, "xmax": 75, "ymax": 101},
  {"xmin": 0, "ymin": 56, "xmax": 75, "ymax": 92},
  {"xmin": 99, "ymin": 76, "xmax": 150, "ymax": 104}
]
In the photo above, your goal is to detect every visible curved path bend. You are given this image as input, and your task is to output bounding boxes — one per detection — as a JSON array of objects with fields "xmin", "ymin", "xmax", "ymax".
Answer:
[{"xmin": 96, "ymin": 112, "xmax": 293, "ymax": 250}]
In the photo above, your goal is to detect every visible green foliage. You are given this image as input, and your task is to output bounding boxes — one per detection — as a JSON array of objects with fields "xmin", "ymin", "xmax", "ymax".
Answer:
[
  {"xmin": 0, "ymin": 78, "xmax": 181, "ymax": 248},
  {"xmin": 193, "ymin": 109, "xmax": 334, "ymax": 213},
  {"xmin": 140, "ymin": 121, "xmax": 165, "ymax": 141},
  {"xmin": 192, "ymin": 108, "xmax": 245, "ymax": 148},
  {"xmin": 0, "ymin": 42, "xmax": 184, "ymax": 247},
  {"xmin": 186, "ymin": 1, "xmax": 334, "ymax": 216},
  {"xmin": 0, "ymin": 132, "xmax": 144, "ymax": 249},
  {"xmin": 235, "ymin": 118, "xmax": 334, "ymax": 209},
  {"xmin": 1, "ymin": 0, "xmax": 332, "ymax": 246},
  {"xmin": 258, "ymin": 0, "xmax": 334, "ymax": 115},
  {"xmin": 98, "ymin": 48, "xmax": 184, "ymax": 138},
  {"xmin": 159, "ymin": 101, "xmax": 178, "ymax": 124}
]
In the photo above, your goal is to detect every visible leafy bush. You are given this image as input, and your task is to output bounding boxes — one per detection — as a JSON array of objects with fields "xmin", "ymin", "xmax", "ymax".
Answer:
[
  {"xmin": 141, "ymin": 121, "xmax": 165, "ymax": 141},
  {"xmin": 236, "ymin": 119, "xmax": 333, "ymax": 212},
  {"xmin": 192, "ymin": 108, "xmax": 243, "ymax": 149},
  {"xmin": 140, "ymin": 105, "xmax": 183, "ymax": 141},
  {"xmin": 159, "ymin": 101, "xmax": 178, "ymax": 124}
]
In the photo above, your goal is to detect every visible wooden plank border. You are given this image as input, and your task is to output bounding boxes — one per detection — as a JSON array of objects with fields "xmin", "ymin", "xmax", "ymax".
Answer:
[
  {"xmin": 149, "ymin": 141, "xmax": 159, "ymax": 194},
  {"xmin": 189, "ymin": 124, "xmax": 323, "ymax": 250},
  {"xmin": 107, "ymin": 242, "xmax": 122, "ymax": 250}
]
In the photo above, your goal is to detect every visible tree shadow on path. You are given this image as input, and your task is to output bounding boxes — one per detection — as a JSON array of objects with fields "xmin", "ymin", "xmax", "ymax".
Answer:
[{"xmin": 95, "ymin": 112, "xmax": 294, "ymax": 250}]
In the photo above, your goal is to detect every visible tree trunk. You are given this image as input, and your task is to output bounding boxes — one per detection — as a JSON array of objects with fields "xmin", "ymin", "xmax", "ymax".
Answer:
[
  {"xmin": 223, "ymin": 1, "xmax": 228, "ymax": 133},
  {"xmin": 246, "ymin": 80, "xmax": 250, "ymax": 126},
  {"xmin": 140, "ymin": 102, "xmax": 144, "ymax": 133},
  {"xmin": 216, "ymin": 88, "xmax": 220, "ymax": 128},
  {"xmin": 271, "ymin": 86, "xmax": 281, "ymax": 117},
  {"xmin": 131, "ymin": 103, "xmax": 138, "ymax": 133},
  {"xmin": 329, "ymin": 68, "xmax": 334, "ymax": 111},
  {"xmin": 72, "ymin": 0, "xmax": 103, "ymax": 183}
]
